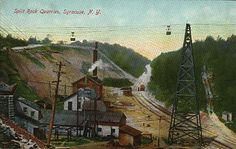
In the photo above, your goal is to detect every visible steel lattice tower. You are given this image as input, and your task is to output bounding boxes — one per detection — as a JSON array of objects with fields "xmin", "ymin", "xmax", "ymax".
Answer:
[{"xmin": 168, "ymin": 24, "xmax": 202, "ymax": 145}]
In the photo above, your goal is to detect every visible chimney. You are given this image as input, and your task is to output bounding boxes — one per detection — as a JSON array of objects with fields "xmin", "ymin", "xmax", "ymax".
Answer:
[{"xmin": 93, "ymin": 42, "xmax": 98, "ymax": 77}]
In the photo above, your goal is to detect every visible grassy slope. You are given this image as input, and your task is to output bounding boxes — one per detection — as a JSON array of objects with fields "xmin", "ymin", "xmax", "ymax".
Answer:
[
  {"xmin": 0, "ymin": 52, "xmax": 41, "ymax": 101},
  {"xmin": 0, "ymin": 34, "xmax": 41, "ymax": 101},
  {"xmin": 148, "ymin": 35, "xmax": 236, "ymax": 131}
]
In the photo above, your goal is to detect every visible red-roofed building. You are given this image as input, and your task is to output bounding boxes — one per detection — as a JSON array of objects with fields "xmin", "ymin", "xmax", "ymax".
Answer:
[{"xmin": 72, "ymin": 76, "xmax": 103, "ymax": 98}]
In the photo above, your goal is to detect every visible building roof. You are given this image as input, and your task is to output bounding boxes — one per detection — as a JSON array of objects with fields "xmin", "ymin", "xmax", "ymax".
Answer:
[
  {"xmin": 83, "ymin": 100, "xmax": 107, "ymax": 112},
  {"xmin": 64, "ymin": 92, "xmax": 77, "ymax": 101},
  {"xmin": 72, "ymin": 76, "xmax": 102, "ymax": 86},
  {"xmin": 120, "ymin": 87, "xmax": 132, "ymax": 90},
  {"xmin": 119, "ymin": 125, "xmax": 142, "ymax": 137},
  {"xmin": 0, "ymin": 81, "xmax": 16, "ymax": 95},
  {"xmin": 40, "ymin": 110, "xmax": 126, "ymax": 126},
  {"xmin": 17, "ymin": 97, "xmax": 41, "ymax": 111}
]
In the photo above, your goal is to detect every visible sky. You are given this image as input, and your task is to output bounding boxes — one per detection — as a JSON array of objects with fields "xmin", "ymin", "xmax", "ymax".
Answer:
[{"xmin": 0, "ymin": 0, "xmax": 235, "ymax": 60}]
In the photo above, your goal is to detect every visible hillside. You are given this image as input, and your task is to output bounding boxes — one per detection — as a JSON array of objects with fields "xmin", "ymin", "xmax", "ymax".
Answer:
[
  {"xmin": 1, "ymin": 34, "xmax": 149, "ymax": 101},
  {"xmin": 148, "ymin": 35, "xmax": 236, "ymax": 130},
  {"xmin": 8, "ymin": 46, "xmax": 131, "ymax": 99},
  {"xmin": 71, "ymin": 40, "xmax": 150, "ymax": 77}
]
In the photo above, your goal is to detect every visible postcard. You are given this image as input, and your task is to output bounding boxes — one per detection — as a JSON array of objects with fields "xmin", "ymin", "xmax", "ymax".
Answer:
[{"xmin": 0, "ymin": 0, "xmax": 235, "ymax": 148}]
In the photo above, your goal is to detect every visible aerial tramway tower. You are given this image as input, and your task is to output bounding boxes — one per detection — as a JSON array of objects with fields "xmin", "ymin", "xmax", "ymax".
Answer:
[{"xmin": 168, "ymin": 24, "xmax": 202, "ymax": 145}]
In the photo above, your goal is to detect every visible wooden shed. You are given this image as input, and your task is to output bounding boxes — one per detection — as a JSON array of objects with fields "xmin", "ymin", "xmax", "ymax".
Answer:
[
  {"xmin": 139, "ymin": 84, "xmax": 145, "ymax": 91},
  {"xmin": 72, "ymin": 76, "xmax": 103, "ymax": 98},
  {"xmin": 119, "ymin": 125, "xmax": 142, "ymax": 146},
  {"xmin": 120, "ymin": 87, "xmax": 132, "ymax": 96}
]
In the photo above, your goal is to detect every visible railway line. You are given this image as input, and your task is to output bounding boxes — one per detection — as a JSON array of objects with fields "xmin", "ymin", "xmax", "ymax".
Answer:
[
  {"xmin": 211, "ymin": 139, "xmax": 233, "ymax": 149},
  {"xmin": 133, "ymin": 91, "xmax": 236, "ymax": 149}
]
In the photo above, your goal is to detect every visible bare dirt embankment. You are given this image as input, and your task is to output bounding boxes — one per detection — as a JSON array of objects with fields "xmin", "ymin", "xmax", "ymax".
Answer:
[{"xmin": 9, "ymin": 47, "xmax": 125, "ymax": 99}]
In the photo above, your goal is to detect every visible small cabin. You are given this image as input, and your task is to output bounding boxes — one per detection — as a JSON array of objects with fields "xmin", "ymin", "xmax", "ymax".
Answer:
[
  {"xmin": 139, "ymin": 84, "xmax": 145, "ymax": 91},
  {"xmin": 119, "ymin": 125, "xmax": 142, "ymax": 146},
  {"xmin": 222, "ymin": 111, "xmax": 232, "ymax": 122},
  {"xmin": 120, "ymin": 87, "xmax": 132, "ymax": 96}
]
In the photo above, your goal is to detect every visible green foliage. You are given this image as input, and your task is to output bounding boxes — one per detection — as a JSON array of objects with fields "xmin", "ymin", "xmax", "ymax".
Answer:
[
  {"xmin": 0, "ymin": 50, "xmax": 18, "ymax": 82},
  {"xmin": 0, "ymin": 51, "xmax": 16, "ymax": 69},
  {"xmin": 149, "ymin": 35, "xmax": 236, "ymax": 114},
  {"xmin": 42, "ymin": 52, "xmax": 54, "ymax": 62},
  {"xmin": 14, "ymin": 80, "xmax": 41, "ymax": 101},
  {"xmin": 28, "ymin": 37, "xmax": 41, "ymax": 44},
  {"xmin": 225, "ymin": 121, "xmax": 236, "ymax": 133},
  {"xmin": 52, "ymin": 137, "xmax": 90, "ymax": 147},
  {"xmin": 99, "ymin": 43, "xmax": 150, "ymax": 77},
  {"xmin": 148, "ymin": 51, "xmax": 181, "ymax": 107},
  {"xmin": 0, "ymin": 34, "xmax": 27, "ymax": 49},
  {"xmin": 103, "ymin": 78, "xmax": 133, "ymax": 87},
  {"xmin": 56, "ymin": 101, "xmax": 65, "ymax": 111},
  {"xmin": 71, "ymin": 41, "xmax": 150, "ymax": 77},
  {"xmin": 0, "ymin": 35, "xmax": 41, "ymax": 102},
  {"xmin": 141, "ymin": 137, "xmax": 153, "ymax": 145}
]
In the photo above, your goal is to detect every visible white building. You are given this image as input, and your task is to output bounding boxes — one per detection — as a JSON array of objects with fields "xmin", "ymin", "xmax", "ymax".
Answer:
[
  {"xmin": 64, "ymin": 92, "xmax": 87, "ymax": 111},
  {"xmin": 64, "ymin": 90, "xmax": 107, "ymax": 112},
  {"xmin": 97, "ymin": 124, "xmax": 119, "ymax": 138},
  {"xmin": 15, "ymin": 97, "xmax": 41, "ymax": 121},
  {"xmin": 14, "ymin": 97, "xmax": 43, "ymax": 134},
  {"xmin": 222, "ymin": 111, "xmax": 233, "ymax": 122}
]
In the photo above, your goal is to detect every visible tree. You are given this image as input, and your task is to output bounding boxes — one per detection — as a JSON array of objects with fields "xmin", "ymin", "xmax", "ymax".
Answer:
[
  {"xmin": 28, "ymin": 36, "xmax": 40, "ymax": 44},
  {"xmin": 42, "ymin": 37, "xmax": 52, "ymax": 44}
]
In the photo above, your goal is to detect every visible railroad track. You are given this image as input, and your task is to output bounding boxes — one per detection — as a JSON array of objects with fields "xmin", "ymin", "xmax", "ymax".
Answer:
[
  {"xmin": 211, "ymin": 139, "xmax": 233, "ymax": 149},
  {"xmin": 133, "ymin": 91, "xmax": 236, "ymax": 149}
]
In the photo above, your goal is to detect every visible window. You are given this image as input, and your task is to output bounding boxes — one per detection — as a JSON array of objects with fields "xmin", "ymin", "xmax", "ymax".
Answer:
[
  {"xmin": 31, "ymin": 111, "xmax": 35, "ymax": 117},
  {"xmin": 111, "ymin": 128, "xmax": 115, "ymax": 133},
  {"xmin": 68, "ymin": 102, "xmax": 72, "ymax": 110},
  {"xmin": 97, "ymin": 128, "xmax": 102, "ymax": 132},
  {"xmin": 78, "ymin": 101, "xmax": 81, "ymax": 109},
  {"xmin": 23, "ymin": 107, "xmax": 27, "ymax": 113}
]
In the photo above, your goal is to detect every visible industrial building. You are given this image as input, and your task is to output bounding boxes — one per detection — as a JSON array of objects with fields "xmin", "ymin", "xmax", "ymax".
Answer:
[
  {"xmin": 39, "ymin": 110, "xmax": 126, "ymax": 138},
  {"xmin": 72, "ymin": 76, "xmax": 103, "ymax": 99}
]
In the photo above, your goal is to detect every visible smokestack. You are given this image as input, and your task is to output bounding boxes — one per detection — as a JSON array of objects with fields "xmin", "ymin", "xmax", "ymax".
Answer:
[{"xmin": 93, "ymin": 42, "xmax": 98, "ymax": 77}]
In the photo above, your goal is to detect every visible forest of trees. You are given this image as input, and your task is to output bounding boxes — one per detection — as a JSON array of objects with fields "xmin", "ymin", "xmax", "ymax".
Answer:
[
  {"xmin": 149, "ymin": 35, "xmax": 236, "ymax": 117},
  {"xmin": 0, "ymin": 34, "xmax": 27, "ymax": 49},
  {"xmin": 72, "ymin": 40, "xmax": 150, "ymax": 77}
]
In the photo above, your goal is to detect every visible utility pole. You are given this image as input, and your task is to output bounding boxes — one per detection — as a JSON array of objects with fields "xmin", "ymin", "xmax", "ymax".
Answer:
[
  {"xmin": 64, "ymin": 84, "xmax": 67, "ymax": 97},
  {"xmin": 47, "ymin": 61, "xmax": 65, "ymax": 145},
  {"xmin": 157, "ymin": 116, "xmax": 162, "ymax": 148},
  {"xmin": 48, "ymin": 81, "xmax": 51, "ymax": 98}
]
